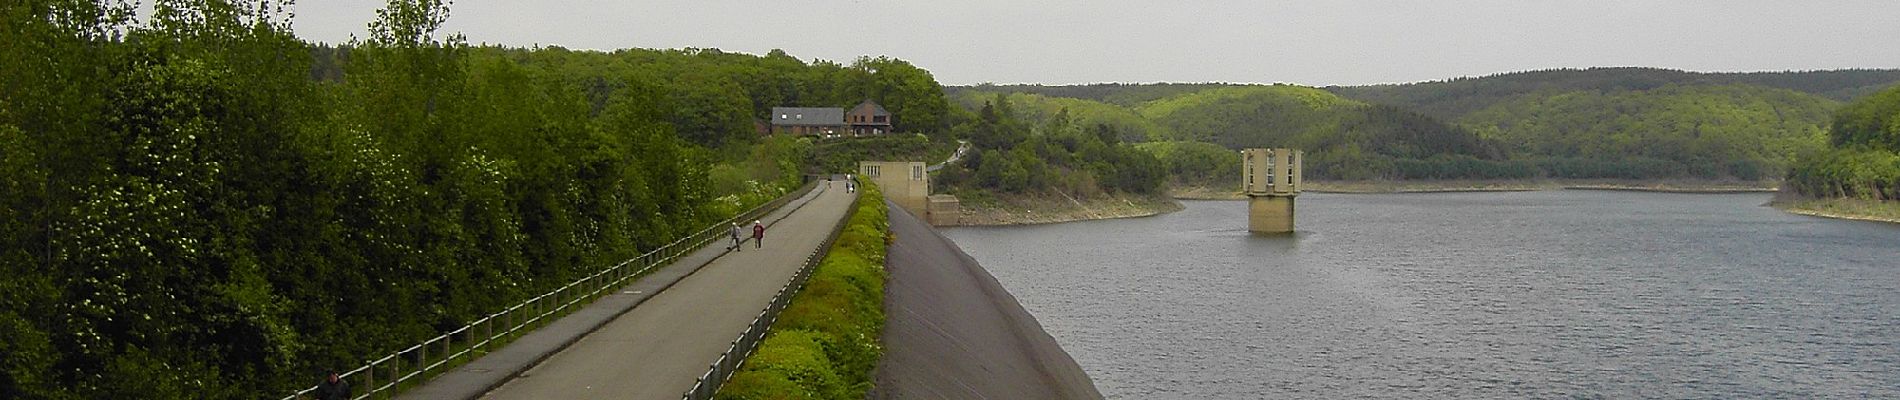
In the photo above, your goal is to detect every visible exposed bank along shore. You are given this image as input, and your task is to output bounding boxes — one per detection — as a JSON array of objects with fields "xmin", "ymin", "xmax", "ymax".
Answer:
[
  {"xmin": 1770, "ymin": 193, "xmax": 1900, "ymax": 225},
  {"xmin": 953, "ymin": 191, "xmax": 1183, "ymax": 226}
]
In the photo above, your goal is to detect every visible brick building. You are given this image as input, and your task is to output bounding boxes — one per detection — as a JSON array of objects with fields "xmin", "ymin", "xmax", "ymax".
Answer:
[
  {"xmin": 770, "ymin": 99, "xmax": 893, "ymax": 137},
  {"xmin": 845, "ymin": 100, "xmax": 892, "ymax": 136}
]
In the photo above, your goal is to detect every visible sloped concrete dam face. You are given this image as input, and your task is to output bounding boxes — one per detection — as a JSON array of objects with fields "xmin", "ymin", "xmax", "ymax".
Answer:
[{"xmin": 873, "ymin": 203, "xmax": 1104, "ymax": 400}]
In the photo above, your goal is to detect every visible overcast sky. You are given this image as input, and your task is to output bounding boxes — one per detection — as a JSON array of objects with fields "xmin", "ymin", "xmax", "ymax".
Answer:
[{"xmin": 287, "ymin": 0, "xmax": 1900, "ymax": 87}]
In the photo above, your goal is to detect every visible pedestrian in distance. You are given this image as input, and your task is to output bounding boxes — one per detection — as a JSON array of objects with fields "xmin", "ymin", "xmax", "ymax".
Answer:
[
  {"xmin": 752, "ymin": 220, "xmax": 765, "ymax": 249},
  {"xmin": 314, "ymin": 370, "xmax": 350, "ymax": 400},
  {"xmin": 729, "ymin": 223, "xmax": 743, "ymax": 252}
]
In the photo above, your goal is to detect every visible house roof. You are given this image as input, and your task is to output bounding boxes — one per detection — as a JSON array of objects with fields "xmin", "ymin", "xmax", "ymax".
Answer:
[
  {"xmin": 848, "ymin": 100, "xmax": 890, "ymax": 116},
  {"xmin": 771, "ymin": 107, "xmax": 844, "ymax": 126}
]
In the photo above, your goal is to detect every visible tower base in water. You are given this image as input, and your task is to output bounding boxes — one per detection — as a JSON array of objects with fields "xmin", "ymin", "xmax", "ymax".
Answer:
[{"xmin": 1248, "ymin": 195, "xmax": 1295, "ymax": 234}]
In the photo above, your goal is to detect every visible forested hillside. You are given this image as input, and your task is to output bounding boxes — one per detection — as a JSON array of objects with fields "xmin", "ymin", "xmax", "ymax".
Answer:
[
  {"xmin": 951, "ymin": 83, "xmax": 1229, "ymax": 107},
  {"xmin": 0, "ymin": 1, "xmax": 950, "ymax": 397},
  {"xmin": 935, "ymin": 94, "xmax": 1167, "ymax": 198},
  {"xmin": 1135, "ymin": 141, "xmax": 1240, "ymax": 187},
  {"xmin": 1460, "ymin": 84, "xmax": 1837, "ymax": 179},
  {"xmin": 1788, "ymin": 84, "xmax": 1900, "ymax": 200},
  {"xmin": 1329, "ymin": 67, "xmax": 1900, "ymax": 119},
  {"xmin": 950, "ymin": 68, "xmax": 1896, "ymax": 182},
  {"xmin": 950, "ymin": 91, "xmax": 1171, "ymax": 141},
  {"xmin": 1135, "ymin": 85, "xmax": 1503, "ymax": 181},
  {"xmin": 952, "ymin": 85, "xmax": 1522, "ymax": 181}
]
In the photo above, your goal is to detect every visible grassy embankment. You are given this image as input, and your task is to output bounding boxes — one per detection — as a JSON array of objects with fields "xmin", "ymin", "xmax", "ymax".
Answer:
[{"xmin": 717, "ymin": 181, "xmax": 892, "ymax": 399}]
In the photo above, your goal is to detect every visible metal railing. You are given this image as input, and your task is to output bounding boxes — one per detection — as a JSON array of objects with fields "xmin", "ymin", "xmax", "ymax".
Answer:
[
  {"xmin": 281, "ymin": 178, "xmax": 821, "ymax": 400},
  {"xmin": 682, "ymin": 177, "xmax": 858, "ymax": 400}
]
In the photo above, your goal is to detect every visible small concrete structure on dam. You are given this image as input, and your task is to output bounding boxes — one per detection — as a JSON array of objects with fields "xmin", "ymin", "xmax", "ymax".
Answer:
[
  {"xmin": 859, "ymin": 161, "xmax": 960, "ymax": 226},
  {"xmin": 1243, "ymin": 148, "xmax": 1302, "ymax": 233}
]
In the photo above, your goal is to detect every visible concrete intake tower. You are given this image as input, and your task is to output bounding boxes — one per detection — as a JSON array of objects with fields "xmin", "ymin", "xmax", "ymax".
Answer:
[{"xmin": 1242, "ymin": 148, "xmax": 1302, "ymax": 233}]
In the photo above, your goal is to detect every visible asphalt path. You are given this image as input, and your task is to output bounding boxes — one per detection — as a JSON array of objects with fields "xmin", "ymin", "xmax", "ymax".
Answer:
[{"xmin": 474, "ymin": 180, "xmax": 855, "ymax": 399}]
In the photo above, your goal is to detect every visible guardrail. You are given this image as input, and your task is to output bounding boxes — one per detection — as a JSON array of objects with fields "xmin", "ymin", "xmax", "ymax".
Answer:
[
  {"xmin": 281, "ymin": 178, "xmax": 820, "ymax": 400},
  {"xmin": 681, "ymin": 177, "xmax": 858, "ymax": 400}
]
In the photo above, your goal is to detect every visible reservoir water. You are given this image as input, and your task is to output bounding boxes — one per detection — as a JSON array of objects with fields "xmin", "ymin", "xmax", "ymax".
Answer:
[{"xmin": 942, "ymin": 191, "xmax": 1900, "ymax": 398}]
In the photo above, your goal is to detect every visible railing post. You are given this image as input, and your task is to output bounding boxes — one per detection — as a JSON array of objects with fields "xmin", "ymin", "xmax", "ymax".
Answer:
[
  {"xmin": 417, "ymin": 345, "xmax": 427, "ymax": 378},
  {"xmin": 388, "ymin": 356, "xmax": 399, "ymax": 396},
  {"xmin": 365, "ymin": 360, "xmax": 376, "ymax": 400}
]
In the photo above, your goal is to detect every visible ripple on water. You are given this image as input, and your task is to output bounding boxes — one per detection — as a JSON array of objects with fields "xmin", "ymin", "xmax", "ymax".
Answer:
[{"xmin": 946, "ymin": 192, "xmax": 1900, "ymax": 399}]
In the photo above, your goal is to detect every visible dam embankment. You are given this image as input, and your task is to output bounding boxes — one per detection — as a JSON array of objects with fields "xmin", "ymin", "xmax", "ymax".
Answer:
[{"xmin": 872, "ymin": 203, "xmax": 1103, "ymax": 399}]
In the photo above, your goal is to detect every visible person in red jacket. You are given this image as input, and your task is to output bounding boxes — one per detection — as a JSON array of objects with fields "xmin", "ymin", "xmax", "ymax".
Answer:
[{"xmin": 752, "ymin": 220, "xmax": 765, "ymax": 249}]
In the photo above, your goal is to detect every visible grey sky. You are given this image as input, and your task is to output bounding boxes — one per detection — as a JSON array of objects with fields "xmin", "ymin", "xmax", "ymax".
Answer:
[{"xmin": 289, "ymin": 1, "xmax": 1900, "ymax": 86}]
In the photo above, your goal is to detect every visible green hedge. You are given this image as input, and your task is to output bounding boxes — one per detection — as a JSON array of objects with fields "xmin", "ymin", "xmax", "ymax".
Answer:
[{"xmin": 717, "ymin": 181, "xmax": 891, "ymax": 399}]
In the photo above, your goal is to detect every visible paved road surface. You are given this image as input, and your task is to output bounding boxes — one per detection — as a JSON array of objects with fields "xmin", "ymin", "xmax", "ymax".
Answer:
[
  {"xmin": 926, "ymin": 140, "xmax": 970, "ymax": 173},
  {"xmin": 476, "ymin": 180, "xmax": 855, "ymax": 399}
]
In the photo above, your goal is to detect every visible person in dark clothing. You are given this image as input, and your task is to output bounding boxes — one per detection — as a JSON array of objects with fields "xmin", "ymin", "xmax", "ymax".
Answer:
[
  {"xmin": 752, "ymin": 220, "xmax": 765, "ymax": 249},
  {"xmin": 315, "ymin": 370, "xmax": 350, "ymax": 400},
  {"xmin": 729, "ymin": 223, "xmax": 743, "ymax": 251}
]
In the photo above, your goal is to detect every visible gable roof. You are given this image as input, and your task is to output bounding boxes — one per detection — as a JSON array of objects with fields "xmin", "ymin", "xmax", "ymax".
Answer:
[
  {"xmin": 770, "ymin": 107, "xmax": 844, "ymax": 126},
  {"xmin": 848, "ymin": 100, "xmax": 890, "ymax": 116}
]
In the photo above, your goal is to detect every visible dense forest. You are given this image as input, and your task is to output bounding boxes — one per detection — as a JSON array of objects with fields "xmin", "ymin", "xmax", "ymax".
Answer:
[
  {"xmin": 1787, "ymin": 84, "xmax": 1900, "ymax": 200},
  {"xmin": 1136, "ymin": 86, "xmax": 1511, "ymax": 180},
  {"xmin": 953, "ymin": 86, "xmax": 1526, "ymax": 181},
  {"xmin": 950, "ymin": 83, "xmax": 1231, "ymax": 107},
  {"xmin": 1459, "ymin": 84, "xmax": 1837, "ymax": 179},
  {"xmin": 933, "ymin": 94, "xmax": 1168, "ymax": 199},
  {"xmin": 0, "ymin": 1, "xmax": 952, "ymax": 397},
  {"xmin": 951, "ymin": 68, "xmax": 1900, "ymax": 183},
  {"xmin": 1328, "ymin": 67, "xmax": 1900, "ymax": 119},
  {"xmin": 949, "ymin": 91, "xmax": 1169, "ymax": 141}
]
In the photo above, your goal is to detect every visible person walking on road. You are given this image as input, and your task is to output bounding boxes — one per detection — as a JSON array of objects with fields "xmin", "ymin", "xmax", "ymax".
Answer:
[
  {"xmin": 728, "ymin": 223, "xmax": 743, "ymax": 252},
  {"xmin": 752, "ymin": 220, "xmax": 765, "ymax": 249},
  {"xmin": 315, "ymin": 370, "xmax": 350, "ymax": 400}
]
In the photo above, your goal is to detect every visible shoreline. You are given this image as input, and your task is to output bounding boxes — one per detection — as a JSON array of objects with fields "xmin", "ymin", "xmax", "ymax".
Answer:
[
  {"xmin": 954, "ymin": 192, "xmax": 1184, "ymax": 226},
  {"xmin": 951, "ymin": 180, "xmax": 1796, "ymax": 227},
  {"xmin": 1770, "ymin": 197, "xmax": 1900, "ymax": 225},
  {"xmin": 1172, "ymin": 179, "xmax": 1780, "ymax": 199}
]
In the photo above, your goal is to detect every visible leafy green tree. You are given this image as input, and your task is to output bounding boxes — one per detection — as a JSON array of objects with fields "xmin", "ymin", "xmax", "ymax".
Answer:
[
  {"xmin": 667, "ymin": 71, "xmax": 755, "ymax": 148},
  {"xmin": 1829, "ymin": 84, "xmax": 1900, "ymax": 151},
  {"xmin": 844, "ymin": 57, "xmax": 952, "ymax": 134}
]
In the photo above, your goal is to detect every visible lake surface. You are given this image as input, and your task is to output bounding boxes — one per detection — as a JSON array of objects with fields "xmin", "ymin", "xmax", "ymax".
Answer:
[{"xmin": 942, "ymin": 191, "xmax": 1900, "ymax": 399}]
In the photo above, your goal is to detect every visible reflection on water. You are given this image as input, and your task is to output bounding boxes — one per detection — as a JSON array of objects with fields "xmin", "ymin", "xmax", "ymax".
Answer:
[{"xmin": 944, "ymin": 191, "xmax": 1900, "ymax": 399}]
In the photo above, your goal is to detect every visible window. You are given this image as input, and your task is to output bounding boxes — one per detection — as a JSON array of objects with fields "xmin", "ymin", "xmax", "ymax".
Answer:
[
  {"xmin": 867, "ymin": 165, "xmax": 881, "ymax": 178},
  {"xmin": 912, "ymin": 165, "xmax": 923, "ymax": 181},
  {"xmin": 779, "ymin": 114, "xmax": 787, "ymax": 119}
]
